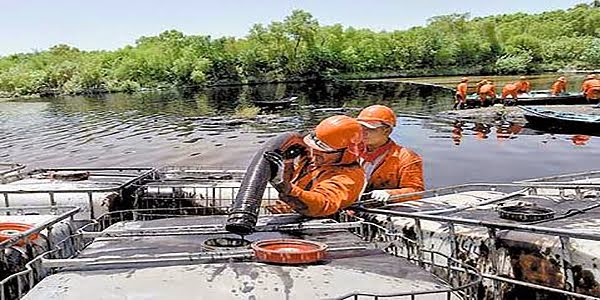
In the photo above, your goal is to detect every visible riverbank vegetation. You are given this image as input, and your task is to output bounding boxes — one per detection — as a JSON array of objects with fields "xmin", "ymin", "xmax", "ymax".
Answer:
[{"xmin": 1, "ymin": 2, "xmax": 599, "ymax": 97}]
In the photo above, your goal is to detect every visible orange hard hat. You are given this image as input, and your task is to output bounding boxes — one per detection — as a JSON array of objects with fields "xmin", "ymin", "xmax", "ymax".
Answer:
[
  {"xmin": 356, "ymin": 105, "xmax": 397, "ymax": 128},
  {"xmin": 304, "ymin": 115, "xmax": 363, "ymax": 152},
  {"xmin": 460, "ymin": 77, "xmax": 469, "ymax": 82}
]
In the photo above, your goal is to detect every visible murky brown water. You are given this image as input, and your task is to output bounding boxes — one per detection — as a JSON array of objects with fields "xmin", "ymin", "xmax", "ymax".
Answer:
[{"xmin": 1, "ymin": 79, "xmax": 599, "ymax": 188}]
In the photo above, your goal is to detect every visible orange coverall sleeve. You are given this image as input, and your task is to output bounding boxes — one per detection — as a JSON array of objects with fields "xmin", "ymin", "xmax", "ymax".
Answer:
[
  {"xmin": 581, "ymin": 82, "xmax": 588, "ymax": 92},
  {"xmin": 386, "ymin": 159, "xmax": 424, "ymax": 202},
  {"xmin": 288, "ymin": 172, "xmax": 365, "ymax": 217}
]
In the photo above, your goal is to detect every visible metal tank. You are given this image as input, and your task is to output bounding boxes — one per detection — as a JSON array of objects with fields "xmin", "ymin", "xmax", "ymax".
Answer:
[
  {"xmin": 9, "ymin": 166, "xmax": 480, "ymax": 300},
  {"xmin": 353, "ymin": 170, "xmax": 600, "ymax": 299}
]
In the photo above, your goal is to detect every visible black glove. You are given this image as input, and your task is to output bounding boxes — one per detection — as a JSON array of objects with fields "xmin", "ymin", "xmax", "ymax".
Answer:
[
  {"xmin": 264, "ymin": 151, "xmax": 284, "ymax": 184},
  {"xmin": 263, "ymin": 151, "xmax": 292, "ymax": 194}
]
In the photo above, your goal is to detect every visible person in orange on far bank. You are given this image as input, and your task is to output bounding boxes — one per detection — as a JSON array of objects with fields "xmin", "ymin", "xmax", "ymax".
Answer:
[
  {"xmin": 356, "ymin": 105, "xmax": 424, "ymax": 203},
  {"xmin": 454, "ymin": 77, "xmax": 469, "ymax": 110},
  {"xmin": 501, "ymin": 82, "xmax": 520, "ymax": 104},
  {"xmin": 551, "ymin": 76, "xmax": 567, "ymax": 96},
  {"xmin": 475, "ymin": 79, "xmax": 489, "ymax": 94},
  {"xmin": 517, "ymin": 76, "xmax": 531, "ymax": 94},
  {"xmin": 581, "ymin": 74, "xmax": 600, "ymax": 104},
  {"xmin": 478, "ymin": 80, "xmax": 497, "ymax": 106},
  {"xmin": 264, "ymin": 115, "xmax": 366, "ymax": 217}
]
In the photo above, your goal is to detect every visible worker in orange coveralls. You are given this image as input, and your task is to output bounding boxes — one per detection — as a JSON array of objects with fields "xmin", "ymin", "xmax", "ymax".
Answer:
[
  {"xmin": 478, "ymin": 80, "xmax": 497, "ymax": 106},
  {"xmin": 551, "ymin": 76, "xmax": 567, "ymax": 96},
  {"xmin": 264, "ymin": 115, "xmax": 366, "ymax": 217},
  {"xmin": 581, "ymin": 74, "xmax": 600, "ymax": 103},
  {"xmin": 356, "ymin": 105, "xmax": 424, "ymax": 203},
  {"xmin": 475, "ymin": 79, "xmax": 489, "ymax": 94},
  {"xmin": 454, "ymin": 77, "xmax": 469, "ymax": 110},
  {"xmin": 517, "ymin": 76, "xmax": 531, "ymax": 94},
  {"xmin": 501, "ymin": 82, "xmax": 520, "ymax": 104}
]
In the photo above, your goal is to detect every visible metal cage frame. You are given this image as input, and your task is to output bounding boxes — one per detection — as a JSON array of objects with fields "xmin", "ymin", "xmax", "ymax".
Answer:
[
  {"xmin": 0, "ymin": 167, "xmax": 157, "ymax": 219},
  {"xmin": 352, "ymin": 176, "xmax": 600, "ymax": 300},
  {"xmin": 0, "ymin": 206, "xmax": 81, "ymax": 300},
  {"xmin": 2, "ymin": 168, "xmax": 600, "ymax": 299}
]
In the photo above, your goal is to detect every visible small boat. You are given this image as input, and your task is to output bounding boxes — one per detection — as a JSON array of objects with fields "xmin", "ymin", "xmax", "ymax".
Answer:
[
  {"xmin": 519, "ymin": 106, "xmax": 600, "ymax": 134},
  {"xmin": 465, "ymin": 91, "xmax": 590, "ymax": 108},
  {"xmin": 252, "ymin": 96, "xmax": 298, "ymax": 108}
]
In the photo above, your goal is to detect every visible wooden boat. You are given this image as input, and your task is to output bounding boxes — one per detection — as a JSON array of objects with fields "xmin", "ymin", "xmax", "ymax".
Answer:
[
  {"xmin": 252, "ymin": 96, "xmax": 298, "ymax": 108},
  {"xmin": 519, "ymin": 106, "xmax": 600, "ymax": 134},
  {"xmin": 465, "ymin": 91, "xmax": 590, "ymax": 108}
]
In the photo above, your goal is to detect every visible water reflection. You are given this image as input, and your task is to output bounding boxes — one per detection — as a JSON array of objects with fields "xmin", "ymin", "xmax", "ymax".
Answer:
[
  {"xmin": 472, "ymin": 123, "xmax": 492, "ymax": 140},
  {"xmin": 451, "ymin": 121, "xmax": 464, "ymax": 145}
]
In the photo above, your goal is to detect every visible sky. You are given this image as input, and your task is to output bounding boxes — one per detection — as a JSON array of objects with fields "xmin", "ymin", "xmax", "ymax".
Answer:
[{"xmin": 0, "ymin": 0, "xmax": 589, "ymax": 56}]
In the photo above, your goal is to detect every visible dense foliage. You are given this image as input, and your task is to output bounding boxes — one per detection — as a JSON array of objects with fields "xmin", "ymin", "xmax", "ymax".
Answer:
[{"xmin": 1, "ymin": 2, "xmax": 599, "ymax": 97}]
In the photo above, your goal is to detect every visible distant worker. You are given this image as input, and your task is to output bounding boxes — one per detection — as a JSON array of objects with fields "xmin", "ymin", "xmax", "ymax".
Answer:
[
  {"xmin": 478, "ymin": 80, "xmax": 497, "ymax": 106},
  {"xmin": 501, "ymin": 82, "xmax": 520, "ymax": 104},
  {"xmin": 356, "ymin": 105, "xmax": 424, "ymax": 203},
  {"xmin": 264, "ymin": 115, "xmax": 366, "ymax": 217},
  {"xmin": 551, "ymin": 76, "xmax": 568, "ymax": 96},
  {"xmin": 454, "ymin": 77, "xmax": 469, "ymax": 109},
  {"xmin": 475, "ymin": 79, "xmax": 489, "ymax": 94},
  {"xmin": 581, "ymin": 74, "xmax": 600, "ymax": 103},
  {"xmin": 517, "ymin": 76, "xmax": 531, "ymax": 94}
]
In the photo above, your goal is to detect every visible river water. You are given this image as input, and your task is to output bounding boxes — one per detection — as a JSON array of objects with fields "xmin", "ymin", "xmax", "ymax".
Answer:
[{"xmin": 1, "ymin": 78, "xmax": 599, "ymax": 188}]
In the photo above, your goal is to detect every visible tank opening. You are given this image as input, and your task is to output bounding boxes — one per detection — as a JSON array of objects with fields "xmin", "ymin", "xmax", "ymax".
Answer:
[{"xmin": 203, "ymin": 237, "xmax": 251, "ymax": 251}]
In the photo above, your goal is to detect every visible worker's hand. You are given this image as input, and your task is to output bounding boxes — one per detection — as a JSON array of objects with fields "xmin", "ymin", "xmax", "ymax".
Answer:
[
  {"xmin": 371, "ymin": 190, "xmax": 392, "ymax": 202},
  {"xmin": 264, "ymin": 151, "xmax": 284, "ymax": 185}
]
